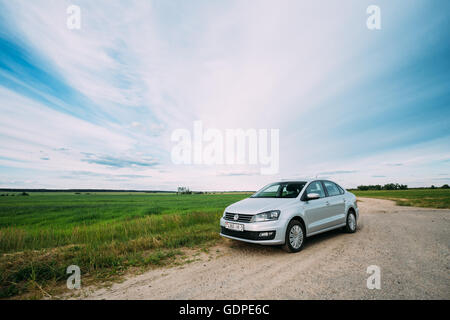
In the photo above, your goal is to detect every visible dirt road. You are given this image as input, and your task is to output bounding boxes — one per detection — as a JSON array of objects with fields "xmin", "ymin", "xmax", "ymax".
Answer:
[{"xmin": 80, "ymin": 198, "xmax": 450, "ymax": 299}]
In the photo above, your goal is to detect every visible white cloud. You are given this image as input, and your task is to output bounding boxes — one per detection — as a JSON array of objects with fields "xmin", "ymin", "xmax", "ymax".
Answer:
[{"xmin": 1, "ymin": 0, "xmax": 448, "ymax": 189}]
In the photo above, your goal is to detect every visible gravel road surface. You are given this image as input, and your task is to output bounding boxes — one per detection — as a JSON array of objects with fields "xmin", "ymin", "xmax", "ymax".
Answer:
[{"xmin": 80, "ymin": 197, "xmax": 450, "ymax": 299}]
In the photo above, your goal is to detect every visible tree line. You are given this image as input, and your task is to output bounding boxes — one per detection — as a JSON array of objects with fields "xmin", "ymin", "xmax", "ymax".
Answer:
[
  {"xmin": 356, "ymin": 183, "xmax": 450, "ymax": 191},
  {"xmin": 356, "ymin": 183, "xmax": 408, "ymax": 191}
]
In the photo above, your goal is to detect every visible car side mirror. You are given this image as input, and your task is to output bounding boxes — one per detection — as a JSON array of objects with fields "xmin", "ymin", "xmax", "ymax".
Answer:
[{"xmin": 306, "ymin": 193, "xmax": 320, "ymax": 201}]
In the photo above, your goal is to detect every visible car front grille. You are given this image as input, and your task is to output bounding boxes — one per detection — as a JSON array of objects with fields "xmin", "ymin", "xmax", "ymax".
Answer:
[
  {"xmin": 221, "ymin": 227, "xmax": 276, "ymax": 240},
  {"xmin": 224, "ymin": 212, "xmax": 253, "ymax": 223}
]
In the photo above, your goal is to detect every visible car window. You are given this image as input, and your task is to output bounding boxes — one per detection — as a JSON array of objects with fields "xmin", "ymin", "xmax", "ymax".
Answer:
[
  {"xmin": 337, "ymin": 184, "xmax": 345, "ymax": 195},
  {"xmin": 305, "ymin": 181, "xmax": 325, "ymax": 198},
  {"xmin": 280, "ymin": 183, "xmax": 305, "ymax": 198},
  {"xmin": 323, "ymin": 181, "xmax": 341, "ymax": 197},
  {"xmin": 254, "ymin": 184, "xmax": 280, "ymax": 197},
  {"xmin": 252, "ymin": 182, "xmax": 306, "ymax": 198}
]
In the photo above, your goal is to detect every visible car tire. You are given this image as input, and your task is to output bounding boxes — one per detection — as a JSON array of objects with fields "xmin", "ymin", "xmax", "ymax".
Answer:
[
  {"xmin": 282, "ymin": 220, "xmax": 305, "ymax": 253},
  {"xmin": 344, "ymin": 211, "xmax": 357, "ymax": 233}
]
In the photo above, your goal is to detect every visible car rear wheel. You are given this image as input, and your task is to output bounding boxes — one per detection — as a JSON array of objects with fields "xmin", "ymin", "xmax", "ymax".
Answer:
[
  {"xmin": 345, "ymin": 211, "xmax": 357, "ymax": 233},
  {"xmin": 282, "ymin": 220, "xmax": 305, "ymax": 253}
]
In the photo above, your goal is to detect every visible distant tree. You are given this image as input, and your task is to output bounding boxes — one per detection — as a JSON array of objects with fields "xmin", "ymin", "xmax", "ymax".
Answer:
[
  {"xmin": 177, "ymin": 187, "xmax": 192, "ymax": 195},
  {"xmin": 441, "ymin": 184, "xmax": 449, "ymax": 189},
  {"xmin": 20, "ymin": 192, "xmax": 29, "ymax": 196},
  {"xmin": 383, "ymin": 183, "xmax": 396, "ymax": 190},
  {"xmin": 431, "ymin": 185, "xmax": 436, "ymax": 189}
]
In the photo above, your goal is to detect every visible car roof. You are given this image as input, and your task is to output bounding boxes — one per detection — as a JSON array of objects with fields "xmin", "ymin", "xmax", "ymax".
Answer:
[
  {"xmin": 273, "ymin": 180, "xmax": 311, "ymax": 184},
  {"xmin": 276, "ymin": 179, "xmax": 337, "ymax": 184}
]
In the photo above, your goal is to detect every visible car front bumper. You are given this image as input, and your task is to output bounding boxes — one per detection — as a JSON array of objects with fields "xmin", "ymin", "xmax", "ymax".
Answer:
[{"xmin": 219, "ymin": 217, "xmax": 286, "ymax": 245}]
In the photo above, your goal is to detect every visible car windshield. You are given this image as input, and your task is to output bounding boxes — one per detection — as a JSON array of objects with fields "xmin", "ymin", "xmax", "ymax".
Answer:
[{"xmin": 251, "ymin": 182, "xmax": 306, "ymax": 198}]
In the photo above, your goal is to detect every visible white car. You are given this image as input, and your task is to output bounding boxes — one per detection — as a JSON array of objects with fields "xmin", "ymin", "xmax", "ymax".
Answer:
[{"xmin": 220, "ymin": 180, "xmax": 359, "ymax": 252}]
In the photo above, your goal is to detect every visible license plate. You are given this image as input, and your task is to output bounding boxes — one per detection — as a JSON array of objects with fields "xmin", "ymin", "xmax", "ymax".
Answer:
[{"xmin": 225, "ymin": 222, "xmax": 244, "ymax": 232}]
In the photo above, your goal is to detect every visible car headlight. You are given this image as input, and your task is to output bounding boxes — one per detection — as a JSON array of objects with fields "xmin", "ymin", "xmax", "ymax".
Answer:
[{"xmin": 252, "ymin": 210, "xmax": 280, "ymax": 222}]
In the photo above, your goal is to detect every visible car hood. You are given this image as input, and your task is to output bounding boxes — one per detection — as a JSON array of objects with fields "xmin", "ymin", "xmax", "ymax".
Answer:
[{"xmin": 225, "ymin": 197, "xmax": 297, "ymax": 215}]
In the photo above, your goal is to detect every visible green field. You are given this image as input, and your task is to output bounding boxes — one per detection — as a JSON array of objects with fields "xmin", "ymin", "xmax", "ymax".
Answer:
[
  {"xmin": 1, "ymin": 189, "xmax": 448, "ymax": 298},
  {"xmin": 0, "ymin": 192, "xmax": 250, "ymax": 298},
  {"xmin": 352, "ymin": 188, "xmax": 450, "ymax": 209}
]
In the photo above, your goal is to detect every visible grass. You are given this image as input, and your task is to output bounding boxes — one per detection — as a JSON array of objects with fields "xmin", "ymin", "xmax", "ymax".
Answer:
[
  {"xmin": 2, "ymin": 188, "xmax": 447, "ymax": 298},
  {"xmin": 352, "ymin": 188, "xmax": 450, "ymax": 209},
  {"xmin": 0, "ymin": 192, "xmax": 250, "ymax": 298}
]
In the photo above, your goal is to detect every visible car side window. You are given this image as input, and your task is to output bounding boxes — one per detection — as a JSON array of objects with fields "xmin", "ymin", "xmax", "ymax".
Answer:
[
  {"xmin": 305, "ymin": 181, "xmax": 325, "ymax": 198},
  {"xmin": 323, "ymin": 181, "xmax": 341, "ymax": 197}
]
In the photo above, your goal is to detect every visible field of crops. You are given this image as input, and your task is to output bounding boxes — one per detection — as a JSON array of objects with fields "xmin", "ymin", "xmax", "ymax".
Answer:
[
  {"xmin": 1, "ymin": 188, "xmax": 448, "ymax": 298},
  {"xmin": 352, "ymin": 188, "xmax": 450, "ymax": 209},
  {"xmin": 0, "ymin": 192, "xmax": 250, "ymax": 298}
]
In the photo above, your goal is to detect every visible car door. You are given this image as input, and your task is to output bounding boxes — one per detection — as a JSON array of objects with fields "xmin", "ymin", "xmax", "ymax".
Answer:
[
  {"xmin": 303, "ymin": 181, "xmax": 329, "ymax": 234},
  {"xmin": 321, "ymin": 181, "xmax": 346, "ymax": 226}
]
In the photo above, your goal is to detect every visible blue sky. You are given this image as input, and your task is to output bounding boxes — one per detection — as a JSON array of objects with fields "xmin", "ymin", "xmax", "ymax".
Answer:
[{"xmin": 0, "ymin": 0, "xmax": 449, "ymax": 190}]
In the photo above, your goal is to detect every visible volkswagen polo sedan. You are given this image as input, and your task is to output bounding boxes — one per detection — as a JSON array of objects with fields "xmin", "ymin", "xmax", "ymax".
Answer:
[{"xmin": 220, "ymin": 180, "xmax": 358, "ymax": 252}]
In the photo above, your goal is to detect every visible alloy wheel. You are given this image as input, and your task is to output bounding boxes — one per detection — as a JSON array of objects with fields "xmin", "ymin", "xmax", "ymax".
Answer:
[{"xmin": 289, "ymin": 225, "xmax": 303, "ymax": 249}]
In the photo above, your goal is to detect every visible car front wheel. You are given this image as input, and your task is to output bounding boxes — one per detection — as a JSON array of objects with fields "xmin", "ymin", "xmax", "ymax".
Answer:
[
  {"xmin": 345, "ymin": 211, "xmax": 357, "ymax": 233},
  {"xmin": 282, "ymin": 220, "xmax": 305, "ymax": 253}
]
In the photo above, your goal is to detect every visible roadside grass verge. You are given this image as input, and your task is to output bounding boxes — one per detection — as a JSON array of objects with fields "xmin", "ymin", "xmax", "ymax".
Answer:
[
  {"xmin": 0, "ymin": 193, "xmax": 250, "ymax": 299},
  {"xmin": 352, "ymin": 189, "xmax": 450, "ymax": 209}
]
